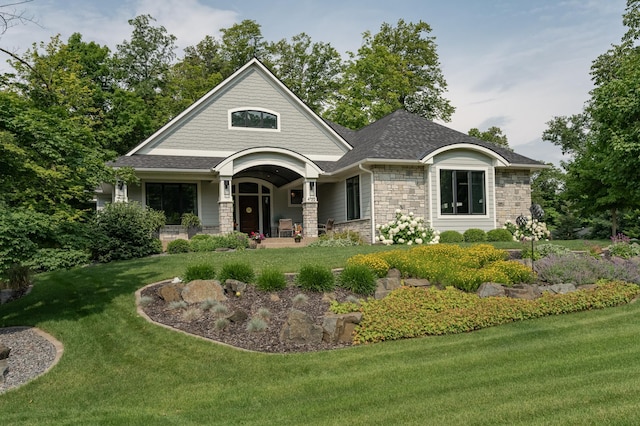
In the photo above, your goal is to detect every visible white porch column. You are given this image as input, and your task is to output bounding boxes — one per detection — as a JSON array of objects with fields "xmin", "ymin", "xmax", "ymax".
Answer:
[{"xmin": 114, "ymin": 182, "xmax": 128, "ymax": 202}]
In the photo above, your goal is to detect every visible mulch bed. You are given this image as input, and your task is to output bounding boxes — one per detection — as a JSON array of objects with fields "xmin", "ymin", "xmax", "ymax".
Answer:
[{"xmin": 140, "ymin": 283, "xmax": 359, "ymax": 353}]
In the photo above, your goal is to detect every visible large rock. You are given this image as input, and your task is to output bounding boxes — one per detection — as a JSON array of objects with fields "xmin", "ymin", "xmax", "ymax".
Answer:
[
  {"xmin": 0, "ymin": 343, "xmax": 9, "ymax": 385},
  {"xmin": 157, "ymin": 283, "xmax": 185, "ymax": 302},
  {"xmin": 374, "ymin": 269, "xmax": 403, "ymax": 299},
  {"xmin": 279, "ymin": 309, "xmax": 323, "ymax": 345},
  {"xmin": 404, "ymin": 278, "xmax": 431, "ymax": 288},
  {"xmin": 181, "ymin": 280, "xmax": 226, "ymax": 304},
  {"xmin": 0, "ymin": 343, "xmax": 9, "ymax": 360},
  {"xmin": 224, "ymin": 279, "xmax": 247, "ymax": 294},
  {"xmin": 322, "ymin": 312, "xmax": 362, "ymax": 344},
  {"xmin": 504, "ymin": 284, "xmax": 541, "ymax": 300},
  {"xmin": 543, "ymin": 283, "xmax": 577, "ymax": 294},
  {"xmin": 226, "ymin": 309, "xmax": 248, "ymax": 323},
  {"xmin": 477, "ymin": 283, "xmax": 506, "ymax": 298}
]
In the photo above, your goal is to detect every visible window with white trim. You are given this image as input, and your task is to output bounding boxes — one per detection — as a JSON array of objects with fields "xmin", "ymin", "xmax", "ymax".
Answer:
[
  {"xmin": 440, "ymin": 170, "xmax": 485, "ymax": 215},
  {"xmin": 231, "ymin": 110, "xmax": 277, "ymax": 129}
]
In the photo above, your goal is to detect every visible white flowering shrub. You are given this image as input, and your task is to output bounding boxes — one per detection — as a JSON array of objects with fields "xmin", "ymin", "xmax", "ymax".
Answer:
[
  {"xmin": 503, "ymin": 217, "xmax": 550, "ymax": 242},
  {"xmin": 376, "ymin": 210, "xmax": 439, "ymax": 245}
]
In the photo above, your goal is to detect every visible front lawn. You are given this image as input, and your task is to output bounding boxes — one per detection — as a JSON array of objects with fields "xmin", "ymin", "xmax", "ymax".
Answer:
[{"xmin": 1, "ymin": 244, "xmax": 639, "ymax": 425}]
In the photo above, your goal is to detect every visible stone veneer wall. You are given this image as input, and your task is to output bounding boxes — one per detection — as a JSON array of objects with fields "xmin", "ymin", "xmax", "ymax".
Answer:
[
  {"xmin": 302, "ymin": 201, "xmax": 318, "ymax": 238},
  {"xmin": 333, "ymin": 218, "xmax": 371, "ymax": 243},
  {"xmin": 494, "ymin": 169, "xmax": 532, "ymax": 227},
  {"xmin": 218, "ymin": 201, "xmax": 234, "ymax": 235},
  {"xmin": 371, "ymin": 165, "xmax": 427, "ymax": 230}
]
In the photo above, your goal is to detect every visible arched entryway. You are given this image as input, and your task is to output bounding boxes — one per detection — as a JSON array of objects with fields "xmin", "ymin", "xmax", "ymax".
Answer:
[{"xmin": 214, "ymin": 148, "xmax": 323, "ymax": 237}]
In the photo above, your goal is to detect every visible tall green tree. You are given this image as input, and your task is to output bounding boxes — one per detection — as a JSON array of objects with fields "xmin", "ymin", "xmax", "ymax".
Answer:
[
  {"xmin": 267, "ymin": 33, "xmax": 343, "ymax": 114},
  {"xmin": 219, "ymin": 19, "xmax": 266, "ymax": 76},
  {"xmin": 110, "ymin": 14, "xmax": 178, "ymax": 153},
  {"xmin": 544, "ymin": 1, "xmax": 640, "ymax": 236},
  {"xmin": 163, "ymin": 36, "xmax": 224, "ymax": 117},
  {"xmin": 468, "ymin": 126, "xmax": 510, "ymax": 149},
  {"xmin": 326, "ymin": 19, "xmax": 454, "ymax": 129}
]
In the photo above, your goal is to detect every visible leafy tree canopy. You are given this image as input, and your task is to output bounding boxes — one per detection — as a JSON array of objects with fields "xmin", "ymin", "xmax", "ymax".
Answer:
[{"xmin": 468, "ymin": 126, "xmax": 510, "ymax": 149}]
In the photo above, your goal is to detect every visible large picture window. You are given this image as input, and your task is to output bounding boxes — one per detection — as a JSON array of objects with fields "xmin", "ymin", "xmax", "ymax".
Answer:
[
  {"xmin": 231, "ymin": 110, "xmax": 278, "ymax": 129},
  {"xmin": 440, "ymin": 170, "xmax": 485, "ymax": 215},
  {"xmin": 346, "ymin": 175, "xmax": 360, "ymax": 220},
  {"xmin": 146, "ymin": 183, "xmax": 198, "ymax": 224}
]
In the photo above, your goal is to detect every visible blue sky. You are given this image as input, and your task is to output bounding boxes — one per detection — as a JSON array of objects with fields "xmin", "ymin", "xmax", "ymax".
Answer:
[{"xmin": 0, "ymin": 0, "xmax": 628, "ymax": 164}]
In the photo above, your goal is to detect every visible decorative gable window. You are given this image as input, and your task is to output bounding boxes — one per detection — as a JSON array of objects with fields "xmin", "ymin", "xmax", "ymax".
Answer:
[
  {"xmin": 440, "ymin": 169, "xmax": 486, "ymax": 215},
  {"xmin": 230, "ymin": 109, "xmax": 279, "ymax": 130}
]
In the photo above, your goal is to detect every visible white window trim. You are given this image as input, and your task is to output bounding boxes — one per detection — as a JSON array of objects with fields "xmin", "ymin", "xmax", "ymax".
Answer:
[
  {"xmin": 435, "ymin": 166, "xmax": 490, "ymax": 219},
  {"xmin": 228, "ymin": 107, "xmax": 281, "ymax": 132}
]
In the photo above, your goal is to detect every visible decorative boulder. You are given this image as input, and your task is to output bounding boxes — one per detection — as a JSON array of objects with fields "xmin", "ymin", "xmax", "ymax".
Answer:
[
  {"xmin": 544, "ymin": 283, "xmax": 577, "ymax": 294},
  {"xmin": 181, "ymin": 280, "xmax": 227, "ymax": 304},
  {"xmin": 224, "ymin": 279, "xmax": 247, "ymax": 295},
  {"xmin": 375, "ymin": 269, "xmax": 403, "ymax": 299},
  {"xmin": 477, "ymin": 283, "xmax": 506, "ymax": 298},
  {"xmin": 0, "ymin": 343, "xmax": 10, "ymax": 384},
  {"xmin": 226, "ymin": 309, "xmax": 249, "ymax": 323},
  {"xmin": 322, "ymin": 312, "xmax": 362, "ymax": 344},
  {"xmin": 157, "ymin": 283, "xmax": 185, "ymax": 302},
  {"xmin": 279, "ymin": 309, "xmax": 323, "ymax": 345},
  {"xmin": 404, "ymin": 278, "xmax": 431, "ymax": 288},
  {"xmin": 504, "ymin": 284, "xmax": 542, "ymax": 300}
]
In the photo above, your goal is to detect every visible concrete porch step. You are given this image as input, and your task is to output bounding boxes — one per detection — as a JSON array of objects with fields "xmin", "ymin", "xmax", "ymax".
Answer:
[{"xmin": 258, "ymin": 237, "xmax": 317, "ymax": 249}]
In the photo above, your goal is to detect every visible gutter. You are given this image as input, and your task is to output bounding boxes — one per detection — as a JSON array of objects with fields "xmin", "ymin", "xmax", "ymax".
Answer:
[{"xmin": 359, "ymin": 163, "xmax": 376, "ymax": 244}]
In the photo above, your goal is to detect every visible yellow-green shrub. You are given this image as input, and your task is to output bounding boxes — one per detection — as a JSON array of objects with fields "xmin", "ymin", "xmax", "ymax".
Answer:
[
  {"xmin": 353, "ymin": 281, "xmax": 640, "ymax": 344},
  {"xmin": 347, "ymin": 254, "xmax": 390, "ymax": 278}
]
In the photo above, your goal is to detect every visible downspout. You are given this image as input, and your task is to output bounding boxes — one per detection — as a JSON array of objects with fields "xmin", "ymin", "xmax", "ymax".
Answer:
[{"xmin": 359, "ymin": 163, "xmax": 376, "ymax": 244}]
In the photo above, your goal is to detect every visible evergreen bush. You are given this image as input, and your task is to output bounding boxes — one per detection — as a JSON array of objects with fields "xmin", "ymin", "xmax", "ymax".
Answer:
[
  {"xmin": 487, "ymin": 228, "xmax": 514, "ymax": 242},
  {"xmin": 463, "ymin": 228, "xmax": 487, "ymax": 242},
  {"xmin": 439, "ymin": 230, "xmax": 464, "ymax": 243}
]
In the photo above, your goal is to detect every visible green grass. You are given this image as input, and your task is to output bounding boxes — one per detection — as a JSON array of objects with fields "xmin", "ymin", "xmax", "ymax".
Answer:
[{"xmin": 2, "ymin": 244, "xmax": 639, "ymax": 425}]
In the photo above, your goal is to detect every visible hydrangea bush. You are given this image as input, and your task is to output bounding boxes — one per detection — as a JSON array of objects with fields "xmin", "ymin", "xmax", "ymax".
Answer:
[
  {"xmin": 503, "ymin": 217, "xmax": 550, "ymax": 242},
  {"xmin": 376, "ymin": 210, "xmax": 439, "ymax": 245}
]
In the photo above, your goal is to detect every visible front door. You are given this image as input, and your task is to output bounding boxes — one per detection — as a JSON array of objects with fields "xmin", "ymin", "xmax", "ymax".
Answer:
[{"xmin": 239, "ymin": 196, "xmax": 260, "ymax": 234}]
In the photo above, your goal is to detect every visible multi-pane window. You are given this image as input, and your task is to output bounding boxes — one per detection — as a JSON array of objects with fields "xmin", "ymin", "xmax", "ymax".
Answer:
[
  {"xmin": 146, "ymin": 183, "xmax": 197, "ymax": 224},
  {"xmin": 231, "ymin": 110, "xmax": 277, "ymax": 129},
  {"xmin": 346, "ymin": 175, "xmax": 360, "ymax": 220},
  {"xmin": 440, "ymin": 170, "xmax": 485, "ymax": 215}
]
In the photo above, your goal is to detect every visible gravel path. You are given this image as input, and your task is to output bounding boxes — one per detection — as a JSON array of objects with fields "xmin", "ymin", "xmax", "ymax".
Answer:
[{"xmin": 0, "ymin": 327, "xmax": 62, "ymax": 394}]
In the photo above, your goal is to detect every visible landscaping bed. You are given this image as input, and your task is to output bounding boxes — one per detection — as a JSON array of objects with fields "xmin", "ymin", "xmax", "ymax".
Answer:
[{"xmin": 140, "ymin": 282, "xmax": 359, "ymax": 353}]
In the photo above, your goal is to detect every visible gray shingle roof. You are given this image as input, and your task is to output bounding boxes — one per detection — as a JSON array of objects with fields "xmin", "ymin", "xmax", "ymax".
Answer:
[
  {"xmin": 324, "ymin": 109, "xmax": 542, "ymax": 172},
  {"xmin": 110, "ymin": 155, "xmax": 224, "ymax": 170},
  {"xmin": 111, "ymin": 110, "xmax": 542, "ymax": 174}
]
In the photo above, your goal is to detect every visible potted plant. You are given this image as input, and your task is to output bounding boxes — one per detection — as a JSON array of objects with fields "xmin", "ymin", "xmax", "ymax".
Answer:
[
  {"xmin": 250, "ymin": 232, "xmax": 265, "ymax": 244},
  {"xmin": 181, "ymin": 213, "xmax": 201, "ymax": 238}
]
